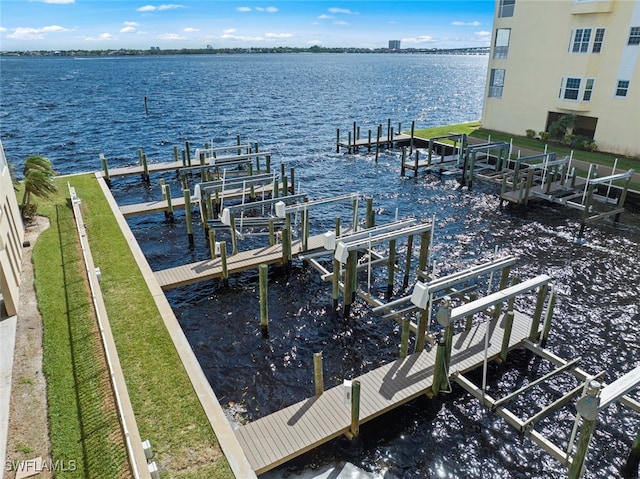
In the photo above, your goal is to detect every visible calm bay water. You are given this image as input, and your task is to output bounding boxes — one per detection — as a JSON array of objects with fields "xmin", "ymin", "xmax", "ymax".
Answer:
[{"xmin": 1, "ymin": 54, "xmax": 639, "ymax": 478}]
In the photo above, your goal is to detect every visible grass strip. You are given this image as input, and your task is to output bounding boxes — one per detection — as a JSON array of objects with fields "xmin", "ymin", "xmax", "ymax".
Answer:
[
  {"xmin": 34, "ymin": 185, "xmax": 129, "ymax": 477},
  {"xmin": 69, "ymin": 174, "xmax": 233, "ymax": 478}
]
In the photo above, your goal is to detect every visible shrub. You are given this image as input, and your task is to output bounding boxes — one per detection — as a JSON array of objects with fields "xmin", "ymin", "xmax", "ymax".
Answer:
[
  {"xmin": 539, "ymin": 131, "xmax": 550, "ymax": 141},
  {"xmin": 549, "ymin": 114, "xmax": 576, "ymax": 141},
  {"xmin": 526, "ymin": 129, "xmax": 536, "ymax": 139}
]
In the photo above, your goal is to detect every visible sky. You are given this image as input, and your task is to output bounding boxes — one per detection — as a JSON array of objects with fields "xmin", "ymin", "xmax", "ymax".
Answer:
[{"xmin": 0, "ymin": 0, "xmax": 496, "ymax": 51}]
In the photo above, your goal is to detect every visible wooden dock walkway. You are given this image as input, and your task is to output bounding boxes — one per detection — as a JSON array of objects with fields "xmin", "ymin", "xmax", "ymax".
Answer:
[
  {"xmin": 155, "ymin": 233, "xmax": 327, "ymax": 290},
  {"xmin": 235, "ymin": 310, "xmax": 535, "ymax": 474}
]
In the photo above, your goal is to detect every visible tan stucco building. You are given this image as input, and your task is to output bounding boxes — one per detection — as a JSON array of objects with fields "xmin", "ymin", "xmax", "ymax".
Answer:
[
  {"xmin": 0, "ymin": 141, "xmax": 24, "ymax": 317},
  {"xmin": 482, "ymin": 0, "xmax": 640, "ymax": 157}
]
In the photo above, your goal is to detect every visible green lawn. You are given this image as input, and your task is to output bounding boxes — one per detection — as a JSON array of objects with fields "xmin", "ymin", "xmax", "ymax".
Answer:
[{"xmin": 29, "ymin": 174, "xmax": 233, "ymax": 478}]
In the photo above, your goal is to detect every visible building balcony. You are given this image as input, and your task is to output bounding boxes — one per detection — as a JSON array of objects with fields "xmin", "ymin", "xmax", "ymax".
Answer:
[
  {"xmin": 557, "ymin": 100, "xmax": 592, "ymax": 112},
  {"xmin": 571, "ymin": 0, "xmax": 613, "ymax": 15}
]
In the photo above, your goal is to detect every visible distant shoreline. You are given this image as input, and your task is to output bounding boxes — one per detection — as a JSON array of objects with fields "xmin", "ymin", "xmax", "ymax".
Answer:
[{"xmin": 0, "ymin": 46, "xmax": 490, "ymax": 57}]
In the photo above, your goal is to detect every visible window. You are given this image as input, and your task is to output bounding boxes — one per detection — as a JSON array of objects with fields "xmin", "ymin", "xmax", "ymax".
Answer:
[
  {"xmin": 616, "ymin": 80, "xmax": 630, "ymax": 97},
  {"xmin": 592, "ymin": 28, "xmax": 605, "ymax": 53},
  {"xmin": 494, "ymin": 29, "xmax": 511, "ymax": 59},
  {"xmin": 572, "ymin": 28, "xmax": 591, "ymax": 53},
  {"xmin": 583, "ymin": 78, "xmax": 595, "ymax": 101},
  {"xmin": 563, "ymin": 78, "xmax": 581, "ymax": 100},
  {"xmin": 629, "ymin": 27, "xmax": 640, "ymax": 45},
  {"xmin": 498, "ymin": 0, "xmax": 515, "ymax": 18},
  {"xmin": 489, "ymin": 69, "xmax": 505, "ymax": 98}
]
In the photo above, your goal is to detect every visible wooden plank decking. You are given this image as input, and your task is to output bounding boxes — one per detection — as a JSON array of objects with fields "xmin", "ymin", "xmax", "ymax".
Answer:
[
  {"xmin": 235, "ymin": 311, "xmax": 535, "ymax": 474},
  {"xmin": 119, "ymin": 183, "xmax": 279, "ymax": 217},
  {"xmin": 155, "ymin": 233, "xmax": 329, "ymax": 289}
]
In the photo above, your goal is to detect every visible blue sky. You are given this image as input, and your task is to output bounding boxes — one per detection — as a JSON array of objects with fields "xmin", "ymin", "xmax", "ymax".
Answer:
[{"xmin": 0, "ymin": 1, "xmax": 495, "ymax": 51}]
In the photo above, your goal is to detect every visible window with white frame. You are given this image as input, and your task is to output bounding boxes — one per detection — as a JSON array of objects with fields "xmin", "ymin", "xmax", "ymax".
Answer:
[
  {"xmin": 562, "ymin": 77, "xmax": 581, "ymax": 100},
  {"xmin": 489, "ymin": 69, "xmax": 505, "ymax": 98},
  {"xmin": 615, "ymin": 80, "xmax": 630, "ymax": 97},
  {"xmin": 493, "ymin": 29, "xmax": 511, "ymax": 59},
  {"xmin": 583, "ymin": 78, "xmax": 595, "ymax": 101},
  {"xmin": 628, "ymin": 27, "xmax": 640, "ymax": 45},
  {"xmin": 498, "ymin": 0, "xmax": 515, "ymax": 18},
  {"xmin": 572, "ymin": 28, "xmax": 592, "ymax": 53},
  {"xmin": 592, "ymin": 28, "xmax": 605, "ymax": 53}
]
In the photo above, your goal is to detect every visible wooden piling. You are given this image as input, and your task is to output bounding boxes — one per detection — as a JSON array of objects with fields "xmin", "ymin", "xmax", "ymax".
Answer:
[
  {"xmin": 336, "ymin": 128, "xmax": 340, "ymax": 153},
  {"xmin": 568, "ymin": 383, "xmax": 601, "ymax": 479},
  {"xmin": 387, "ymin": 119, "xmax": 391, "ymax": 147},
  {"xmin": 387, "ymin": 239, "xmax": 396, "ymax": 299},
  {"xmin": 144, "ymin": 96, "xmax": 149, "ymax": 116},
  {"xmin": 400, "ymin": 318, "xmax": 410, "ymax": 358},
  {"xmin": 268, "ymin": 218, "xmax": 275, "ymax": 247},
  {"xmin": 282, "ymin": 175, "xmax": 288, "ymax": 197},
  {"xmin": 415, "ymin": 308, "xmax": 428, "ymax": 353},
  {"xmin": 332, "ymin": 258, "xmax": 340, "ymax": 311},
  {"xmin": 366, "ymin": 197, "xmax": 374, "ymax": 229},
  {"xmin": 344, "ymin": 250, "xmax": 358, "ymax": 318},
  {"xmin": 230, "ymin": 213, "xmax": 238, "ymax": 255},
  {"xmin": 208, "ymin": 229, "xmax": 216, "ymax": 259},
  {"xmin": 281, "ymin": 227, "xmax": 292, "ymax": 272},
  {"xmin": 492, "ymin": 266, "xmax": 512, "ymax": 319},
  {"xmin": 220, "ymin": 241, "xmax": 229, "ymax": 287},
  {"xmin": 431, "ymin": 337, "xmax": 447, "ymax": 398},
  {"xmin": 409, "ymin": 120, "xmax": 415, "ymax": 154},
  {"xmin": 529, "ymin": 284, "xmax": 548, "ymax": 341},
  {"xmin": 402, "ymin": 235, "xmax": 413, "ymax": 289},
  {"xmin": 367, "ymin": 130, "xmax": 372, "ymax": 152},
  {"xmin": 418, "ymin": 231, "xmax": 431, "ymax": 274},
  {"xmin": 185, "ymin": 140, "xmax": 191, "ymax": 166},
  {"xmin": 165, "ymin": 183, "xmax": 174, "ymax": 221},
  {"xmin": 184, "ymin": 189, "xmax": 194, "ymax": 247},
  {"xmin": 350, "ymin": 380, "xmax": 361, "ymax": 439},
  {"xmin": 400, "ymin": 147, "xmax": 406, "ymax": 176},
  {"xmin": 99, "ymin": 153, "xmax": 111, "ymax": 187},
  {"xmin": 348, "ymin": 131, "xmax": 352, "ymax": 154},
  {"xmin": 173, "ymin": 145, "xmax": 179, "ymax": 163},
  {"xmin": 259, "ymin": 264, "xmax": 269, "ymax": 337},
  {"xmin": 353, "ymin": 121, "xmax": 357, "ymax": 153},
  {"xmin": 335, "ymin": 216, "xmax": 341, "ymax": 237},
  {"xmin": 290, "ymin": 167, "xmax": 295, "ymax": 195},
  {"xmin": 375, "ymin": 125, "xmax": 381, "ymax": 163},
  {"xmin": 313, "ymin": 352, "xmax": 324, "ymax": 396},
  {"xmin": 499, "ymin": 278, "xmax": 519, "ymax": 362},
  {"xmin": 142, "ymin": 154, "xmax": 150, "ymax": 183},
  {"xmin": 540, "ymin": 288, "xmax": 556, "ymax": 347}
]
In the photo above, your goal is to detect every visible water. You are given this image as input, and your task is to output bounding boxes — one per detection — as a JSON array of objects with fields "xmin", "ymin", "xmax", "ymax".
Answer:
[{"xmin": 2, "ymin": 54, "xmax": 639, "ymax": 478}]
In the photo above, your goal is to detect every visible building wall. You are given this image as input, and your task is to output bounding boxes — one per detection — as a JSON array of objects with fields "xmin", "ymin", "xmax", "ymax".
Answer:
[
  {"xmin": 482, "ymin": 0, "xmax": 640, "ymax": 157},
  {"xmin": 0, "ymin": 140, "xmax": 24, "ymax": 317}
]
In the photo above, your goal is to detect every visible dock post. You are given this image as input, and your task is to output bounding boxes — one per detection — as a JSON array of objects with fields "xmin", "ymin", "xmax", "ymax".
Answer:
[
  {"xmin": 414, "ymin": 308, "xmax": 428, "ymax": 353},
  {"xmin": 343, "ymin": 250, "xmax": 357, "ymax": 318},
  {"xmin": 403, "ymin": 234, "xmax": 413, "ymax": 289},
  {"xmin": 282, "ymin": 175, "xmax": 288, "ymax": 197},
  {"xmin": 266, "ymin": 154, "xmax": 271, "ymax": 172},
  {"xmin": 144, "ymin": 96, "xmax": 149, "ymax": 115},
  {"xmin": 418, "ymin": 231, "xmax": 431, "ymax": 274},
  {"xmin": 400, "ymin": 318, "xmax": 410, "ymax": 358},
  {"xmin": 181, "ymin": 150, "xmax": 187, "ymax": 168},
  {"xmin": 335, "ymin": 216, "xmax": 341, "ymax": 237},
  {"xmin": 350, "ymin": 380, "xmax": 361, "ymax": 439},
  {"xmin": 230, "ymin": 213, "xmax": 238, "ymax": 255},
  {"xmin": 367, "ymin": 130, "xmax": 372, "ymax": 152},
  {"xmin": 568, "ymin": 381, "xmax": 601, "ymax": 479},
  {"xmin": 313, "ymin": 352, "xmax": 324, "ymax": 396},
  {"xmin": 431, "ymin": 337, "xmax": 447, "ymax": 397},
  {"xmin": 465, "ymin": 293, "xmax": 477, "ymax": 331},
  {"xmin": 390, "ymin": 127, "xmax": 394, "ymax": 148},
  {"xmin": 268, "ymin": 218, "xmax": 275, "ymax": 247},
  {"xmin": 173, "ymin": 145, "xmax": 179, "ymax": 163},
  {"xmin": 100, "ymin": 153, "xmax": 111, "ymax": 187},
  {"xmin": 290, "ymin": 167, "xmax": 295, "ymax": 194},
  {"xmin": 387, "ymin": 119, "xmax": 391, "ymax": 147},
  {"xmin": 468, "ymin": 151, "xmax": 477, "ymax": 190},
  {"xmin": 184, "ymin": 189, "xmax": 194, "ymax": 247},
  {"xmin": 281, "ymin": 226, "xmax": 292, "ymax": 272},
  {"xmin": 375, "ymin": 125, "xmax": 381, "ymax": 163},
  {"xmin": 524, "ymin": 169, "xmax": 534, "ymax": 206},
  {"xmin": 272, "ymin": 176, "xmax": 279, "ymax": 199},
  {"xmin": 185, "ymin": 140, "xmax": 191, "ymax": 166},
  {"xmin": 615, "ymin": 176, "xmax": 631, "ymax": 223},
  {"xmin": 332, "ymin": 258, "xmax": 340, "ymax": 311},
  {"xmin": 580, "ymin": 182, "xmax": 596, "ymax": 233},
  {"xmin": 428, "ymin": 139, "xmax": 433, "ymax": 166},
  {"xmin": 353, "ymin": 121, "xmax": 357, "ymax": 153},
  {"xmin": 165, "ymin": 184, "xmax": 174, "ymax": 221},
  {"xmin": 214, "ymin": 190, "xmax": 221, "ymax": 218},
  {"xmin": 540, "ymin": 287, "xmax": 556, "ymax": 347},
  {"xmin": 529, "ymin": 284, "xmax": 548, "ymax": 341},
  {"xmin": 348, "ymin": 131, "xmax": 352, "ymax": 154},
  {"xmin": 400, "ymin": 147, "xmax": 406, "ymax": 176},
  {"xmin": 259, "ymin": 264, "xmax": 269, "ymax": 338},
  {"xmin": 410, "ymin": 121, "xmax": 415, "ymax": 154},
  {"xmin": 492, "ymin": 266, "xmax": 512, "ymax": 319},
  {"xmin": 366, "ymin": 197, "xmax": 374, "ymax": 229},
  {"xmin": 352, "ymin": 197, "xmax": 359, "ymax": 233},
  {"xmin": 387, "ymin": 239, "xmax": 396, "ymax": 299},
  {"xmin": 413, "ymin": 145, "xmax": 419, "ymax": 177},
  {"xmin": 220, "ymin": 241, "xmax": 229, "ymax": 287},
  {"xmin": 142, "ymin": 154, "xmax": 150, "ymax": 184},
  {"xmin": 208, "ymin": 229, "xmax": 216, "ymax": 259},
  {"xmin": 499, "ymin": 278, "xmax": 519, "ymax": 362},
  {"xmin": 621, "ymin": 428, "xmax": 640, "ymax": 477},
  {"xmin": 336, "ymin": 128, "xmax": 340, "ymax": 153}
]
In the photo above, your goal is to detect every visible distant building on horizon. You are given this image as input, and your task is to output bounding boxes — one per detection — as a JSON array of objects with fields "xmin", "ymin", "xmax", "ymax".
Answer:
[
  {"xmin": 389, "ymin": 40, "xmax": 401, "ymax": 50},
  {"xmin": 482, "ymin": 0, "xmax": 640, "ymax": 157}
]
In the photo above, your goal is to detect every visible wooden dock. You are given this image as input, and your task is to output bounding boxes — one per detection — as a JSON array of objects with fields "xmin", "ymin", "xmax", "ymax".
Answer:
[
  {"xmin": 155, "ymin": 233, "xmax": 327, "ymax": 290},
  {"xmin": 235, "ymin": 310, "xmax": 536, "ymax": 474}
]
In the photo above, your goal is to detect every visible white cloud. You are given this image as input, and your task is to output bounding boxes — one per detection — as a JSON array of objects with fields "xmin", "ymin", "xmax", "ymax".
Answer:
[
  {"xmin": 85, "ymin": 33, "xmax": 113, "ymax": 41},
  {"xmin": 7, "ymin": 25, "xmax": 69, "ymax": 40},
  {"xmin": 255, "ymin": 6, "xmax": 278, "ymax": 13},
  {"xmin": 328, "ymin": 8, "xmax": 356, "ymax": 14},
  {"xmin": 120, "ymin": 21, "xmax": 139, "ymax": 33},
  {"xmin": 159, "ymin": 33, "xmax": 186, "ymax": 40},
  {"xmin": 30, "ymin": 0, "xmax": 75, "ymax": 3},
  {"xmin": 265, "ymin": 32, "xmax": 293, "ymax": 39},
  {"xmin": 220, "ymin": 29, "xmax": 264, "ymax": 41},
  {"xmin": 475, "ymin": 30, "xmax": 491, "ymax": 38},
  {"xmin": 237, "ymin": 7, "xmax": 252, "ymax": 12},
  {"xmin": 334, "ymin": 21, "xmax": 348, "ymax": 26},
  {"xmin": 137, "ymin": 4, "xmax": 184, "ymax": 12},
  {"xmin": 451, "ymin": 21, "xmax": 481, "ymax": 26},
  {"xmin": 0, "ymin": 27, "xmax": 6, "ymax": 33},
  {"xmin": 223, "ymin": 28, "xmax": 236, "ymax": 34},
  {"xmin": 402, "ymin": 35, "xmax": 435, "ymax": 44},
  {"xmin": 317, "ymin": 14, "xmax": 333, "ymax": 20},
  {"xmin": 184, "ymin": 27, "xmax": 199, "ymax": 32}
]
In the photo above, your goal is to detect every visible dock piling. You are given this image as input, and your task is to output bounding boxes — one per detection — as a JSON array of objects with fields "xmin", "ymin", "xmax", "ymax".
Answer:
[
  {"xmin": 402, "ymin": 235, "xmax": 413, "ymax": 289},
  {"xmin": 165, "ymin": 183, "xmax": 174, "ymax": 221},
  {"xmin": 431, "ymin": 337, "xmax": 447, "ymax": 398},
  {"xmin": 400, "ymin": 318, "xmax": 410, "ymax": 358},
  {"xmin": 387, "ymin": 239, "xmax": 396, "ymax": 299},
  {"xmin": 621, "ymin": 428, "xmax": 640, "ymax": 477},
  {"xmin": 219, "ymin": 241, "xmax": 229, "ymax": 287},
  {"xmin": 499, "ymin": 278, "xmax": 519, "ymax": 362},
  {"xmin": 100, "ymin": 153, "xmax": 111, "ymax": 187},
  {"xmin": 350, "ymin": 380, "xmax": 361, "ymax": 439},
  {"xmin": 184, "ymin": 189, "xmax": 194, "ymax": 247},
  {"xmin": 208, "ymin": 229, "xmax": 216, "ymax": 259},
  {"xmin": 314, "ymin": 352, "xmax": 324, "ymax": 396},
  {"xmin": 568, "ymin": 381, "xmax": 601, "ymax": 479},
  {"xmin": 259, "ymin": 264, "xmax": 269, "ymax": 338},
  {"xmin": 336, "ymin": 129, "xmax": 340, "ymax": 153}
]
